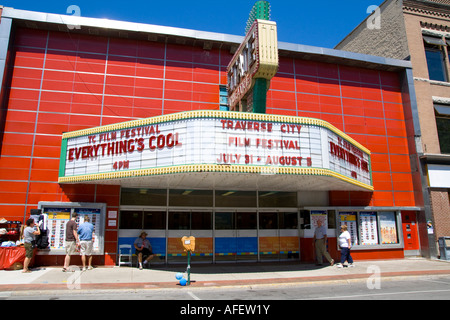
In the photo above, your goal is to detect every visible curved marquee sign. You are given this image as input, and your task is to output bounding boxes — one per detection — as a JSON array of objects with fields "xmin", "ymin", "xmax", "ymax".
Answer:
[{"xmin": 59, "ymin": 110, "xmax": 373, "ymax": 191}]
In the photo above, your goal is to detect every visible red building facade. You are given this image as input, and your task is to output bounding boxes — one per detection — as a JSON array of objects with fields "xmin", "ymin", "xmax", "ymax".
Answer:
[{"xmin": 0, "ymin": 7, "xmax": 427, "ymax": 266}]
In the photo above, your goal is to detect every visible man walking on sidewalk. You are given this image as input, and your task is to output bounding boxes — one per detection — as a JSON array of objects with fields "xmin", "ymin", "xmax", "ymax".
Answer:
[{"xmin": 313, "ymin": 220, "xmax": 334, "ymax": 266}]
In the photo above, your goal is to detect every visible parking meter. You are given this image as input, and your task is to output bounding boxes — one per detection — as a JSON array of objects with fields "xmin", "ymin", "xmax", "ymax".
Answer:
[{"xmin": 181, "ymin": 236, "xmax": 195, "ymax": 285}]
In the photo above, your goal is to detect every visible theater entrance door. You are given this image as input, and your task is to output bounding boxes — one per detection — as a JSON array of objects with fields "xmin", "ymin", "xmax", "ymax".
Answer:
[{"xmin": 214, "ymin": 211, "xmax": 258, "ymax": 262}]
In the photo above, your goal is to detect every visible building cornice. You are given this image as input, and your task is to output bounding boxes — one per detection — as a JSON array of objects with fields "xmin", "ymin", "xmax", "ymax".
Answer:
[
  {"xmin": 403, "ymin": 0, "xmax": 450, "ymax": 18},
  {"xmin": 420, "ymin": 21, "xmax": 450, "ymax": 31}
]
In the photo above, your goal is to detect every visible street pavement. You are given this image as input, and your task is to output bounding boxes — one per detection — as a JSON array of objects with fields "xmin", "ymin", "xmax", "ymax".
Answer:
[{"xmin": 0, "ymin": 258, "xmax": 449, "ymax": 296}]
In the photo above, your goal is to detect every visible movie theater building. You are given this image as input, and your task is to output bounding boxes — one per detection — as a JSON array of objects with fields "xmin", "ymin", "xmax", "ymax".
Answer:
[{"xmin": 0, "ymin": 6, "xmax": 430, "ymax": 266}]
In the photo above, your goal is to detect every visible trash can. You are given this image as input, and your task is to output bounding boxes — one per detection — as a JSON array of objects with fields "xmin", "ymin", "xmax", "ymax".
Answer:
[{"xmin": 439, "ymin": 237, "xmax": 450, "ymax": 260}]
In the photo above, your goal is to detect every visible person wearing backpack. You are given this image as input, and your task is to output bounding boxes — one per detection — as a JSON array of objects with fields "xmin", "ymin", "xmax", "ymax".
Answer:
[{"xmin": 22, "ymin": 218, "xmax": 40, "ymax": 273}]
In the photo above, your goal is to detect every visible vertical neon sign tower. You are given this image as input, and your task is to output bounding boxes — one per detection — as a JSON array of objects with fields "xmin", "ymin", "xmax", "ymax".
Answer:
[
  {"xmin": 227, "ymin": 1, "xmax": 279, "ymax": 114},
  {"xmin": 245, "ymin": 0, "xmax": 271, "ymax": 33}
]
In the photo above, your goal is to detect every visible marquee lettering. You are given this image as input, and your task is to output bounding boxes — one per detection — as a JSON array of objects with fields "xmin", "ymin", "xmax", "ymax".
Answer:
[
  {"xmin": 68, "ymin": 134, "xmax": 181, "ymax": 162},
  {"xmin": 61, "ymin": 113, "xmax": 371, "ymax": 189},
  {"xmin": 329, "ymin": 141, "xmax": 369, "ymax": 173}
]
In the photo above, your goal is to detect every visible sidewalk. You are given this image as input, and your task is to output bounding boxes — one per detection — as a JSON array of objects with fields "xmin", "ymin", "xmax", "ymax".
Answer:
[{"xmin": 0, "ymin": 258, "xmax": 449, "ymax": 294}]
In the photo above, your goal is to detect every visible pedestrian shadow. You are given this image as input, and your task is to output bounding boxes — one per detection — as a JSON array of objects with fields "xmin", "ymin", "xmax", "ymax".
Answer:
[{"xmin": 149, "ymin": 261, "xmax": 333, "ymax": 275}]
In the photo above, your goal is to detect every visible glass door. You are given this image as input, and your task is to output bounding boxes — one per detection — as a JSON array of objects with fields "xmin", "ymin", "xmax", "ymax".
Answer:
[
  {"xmin": 143, "ymin": 210, "xmax": 167, "ymax": 263},
  {"xmin": 190, "ymin": 211, "xmax": 213, "ymax": 263},
  {"xmin": 214, "ymin": 211, "xmax": 258, "ymax": 262},
  {"xmin": 279, "ymin": 211, "xmax": 300, "ymax": 260},
  {"xmin": 259, "ymin": 211, "xmax": 300, "ymax": 261},
  {"xmin": 259, "ymin": 211, "xmax": 280, "ymax": 261},
  {"xmin": 214, "ymin": 211, "xmax": 237, "ymax": 262},
  {"xmin": 167, "ymin": 210, "xmax": 213, "ymax": 263},
  {"xmin": 167, "ymin": 210, "xmax": 190, "ymax": 263},
  {"xmin": 236, "ymin": 211, "xmax": 258, "ymax": 261}
]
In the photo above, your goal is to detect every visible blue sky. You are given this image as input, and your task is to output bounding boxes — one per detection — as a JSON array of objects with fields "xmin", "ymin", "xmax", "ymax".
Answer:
[{"xmin": 2, "ymin": 0, "xmax": 385, "ymax": 48}]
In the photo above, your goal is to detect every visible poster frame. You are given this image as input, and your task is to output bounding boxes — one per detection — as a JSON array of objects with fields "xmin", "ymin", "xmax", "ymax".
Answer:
[
  {"xmin": 336, "ymin": 210, "xmax": 404, "ymax": 250},
  {"xmin": 36, "ymin": 201, "xmax": 106, "ymax": 255}
]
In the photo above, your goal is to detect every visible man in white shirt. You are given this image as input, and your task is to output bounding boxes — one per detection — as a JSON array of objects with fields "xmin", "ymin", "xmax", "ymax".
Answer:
[{"xmin": 313, "ymin": 220, "xmax": 334, "ymax": 266}]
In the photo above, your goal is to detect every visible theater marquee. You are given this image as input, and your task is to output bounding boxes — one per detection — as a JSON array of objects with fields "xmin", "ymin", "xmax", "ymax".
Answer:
[{"xmin": 59, "ymin": 110, "xmax": 373, "ymax": 191}]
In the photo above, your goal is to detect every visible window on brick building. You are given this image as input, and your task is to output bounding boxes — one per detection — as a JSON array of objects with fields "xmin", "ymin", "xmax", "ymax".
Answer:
[
  {"xmin": 434, "ymin": 104, "xmax": 450, "ymax": 154},
  {"xmin": 424, "ymin": 36, "xmax": 448, "ymax": 82}
]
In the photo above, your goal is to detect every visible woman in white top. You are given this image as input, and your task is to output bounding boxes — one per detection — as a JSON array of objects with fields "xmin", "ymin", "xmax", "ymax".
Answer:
[{"xmin": 337, "ymin": 224, "xmax": 354, "ymax": 268}]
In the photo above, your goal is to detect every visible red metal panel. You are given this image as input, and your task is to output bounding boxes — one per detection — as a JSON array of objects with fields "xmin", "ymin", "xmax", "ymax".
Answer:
[{"xmin": 401, "ymin": 212, "xmax": 420, "ymax": 251}]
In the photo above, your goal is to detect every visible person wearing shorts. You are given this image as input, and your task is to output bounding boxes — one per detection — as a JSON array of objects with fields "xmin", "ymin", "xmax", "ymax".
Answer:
[
  {"xmin": 22, "ymin": 218, "xmax": 40, "ymax": 273},
  {"xmin": 63, "ymin": 212, "xmax": 79, "ymax": 272},
  {"xmin": 134, "ymin": 231, "xmax": 154, "ymax": 270},
  {"xmin": 78, "ymin": 216, "xmax": 95, "ymax": 271}
]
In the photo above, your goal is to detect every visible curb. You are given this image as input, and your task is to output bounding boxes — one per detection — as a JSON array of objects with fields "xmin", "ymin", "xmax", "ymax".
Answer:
[{"xmin": 1, "ymin": 269, "xmax": 450, "ymax": 296}]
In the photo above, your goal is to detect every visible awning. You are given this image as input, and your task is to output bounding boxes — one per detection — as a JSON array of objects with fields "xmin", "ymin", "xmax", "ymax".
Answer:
[{"xmin": 423, "ymin": 35, "xmax": 446, "ymax": 46}]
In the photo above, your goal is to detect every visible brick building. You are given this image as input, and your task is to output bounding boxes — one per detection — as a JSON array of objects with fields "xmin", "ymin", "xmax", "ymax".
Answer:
[{"xmin": 337, "ymin": 0, "xmax": 450, "ymax": 258}]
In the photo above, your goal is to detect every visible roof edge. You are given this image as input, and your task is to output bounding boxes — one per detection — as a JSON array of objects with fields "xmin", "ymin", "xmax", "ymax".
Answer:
[
  {"xmin": 2, "ymin": 7, "xmax": 412, "ymax": 70},
  {"xmin": 1, "ymin": 7, "xmax": 244, "ymax": 44}
]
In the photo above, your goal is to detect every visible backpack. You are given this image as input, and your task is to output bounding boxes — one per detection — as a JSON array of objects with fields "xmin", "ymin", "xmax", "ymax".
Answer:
[{"xmin": 36, "ymin": 230, "xmax": 49, "ymax": 249}]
